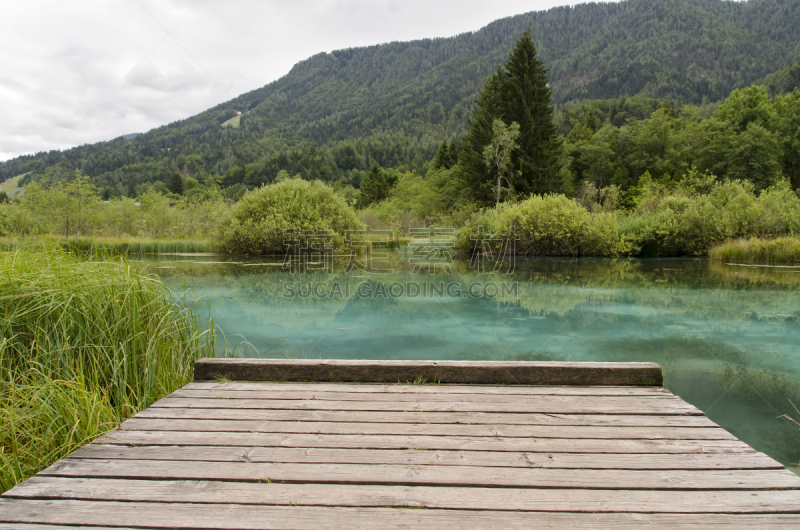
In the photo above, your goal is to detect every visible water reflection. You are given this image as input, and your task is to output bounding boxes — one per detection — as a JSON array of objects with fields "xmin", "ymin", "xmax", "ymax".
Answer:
[{"xmin": 143, "ymin": 255, "xmax": 800, "ymax": 471}]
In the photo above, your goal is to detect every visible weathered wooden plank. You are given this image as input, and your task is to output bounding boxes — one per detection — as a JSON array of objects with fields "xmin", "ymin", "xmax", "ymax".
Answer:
[
  {"xmin": 184, "ymin": 381, "xmax": 673, "ymax": 396},
  {"xmin": 0, "ymin": 526, "xmax": 127, "ymax": 530},
  {"xmin": 134, "ymin": 407, "xmax": 718, "ymax": 427},
  {"xmin": 151, "ymin": 396, "xmax": 702, "ymax": 415},
  {"xmin": 119, "ymin": 418, "xmax": 736, "ymax": 440},
  {"xmin": 170, "ymin": 388, "xmax": 676, "ymax": 403},
  {"xmin": 68, "ymin": 444, "xmax": 785, "ymax": 470},
  {"xmin": 8, "ymin": 477, "xmax": 800, "ymax": 513},
  {"xmin": 4, "ymin": 499, "xmax": 800, "ymax": 528},
  {"xmin": 171, "ymin": 388, "xmax": 677, "ymax": 403},
  {"xmin": 193, "ymin": 359, "xmax": 664, "ymax": 386},
  {"xmin": 40, "ymin": 459, "xmax": 799, "ymax": 490},
  {"xmin": 96, "ymin": 430, "xmax": 755, "ymax": 454}
]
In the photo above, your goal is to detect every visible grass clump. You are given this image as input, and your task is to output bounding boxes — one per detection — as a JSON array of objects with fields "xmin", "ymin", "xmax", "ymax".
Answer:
[
  {"xmin": 0, "ymin": 237, "xmax": 212, "ymax": 256},
  {"xmin": 61, "ymin": 237, "xmax": 212, "ymax": 255},
  {"xmin": 709, "ymin": 237, "xmax": 800, "ymax": 264},
  {"xmin": 0, "ymin": 246, "xmax": 215, "ymax": 493}
]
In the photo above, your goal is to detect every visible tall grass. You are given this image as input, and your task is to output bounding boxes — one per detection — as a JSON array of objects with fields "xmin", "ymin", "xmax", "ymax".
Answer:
[
  {"xmin": 0, "ymin": 246, "xmax": 215, "ymax": 493},
  {"xmin": 709, "ymin": 237, "xmax": 800, "ymax": 264},
  {"xmin": 0, "ymin": 237, "xmax": 212, "ymax": 256}
]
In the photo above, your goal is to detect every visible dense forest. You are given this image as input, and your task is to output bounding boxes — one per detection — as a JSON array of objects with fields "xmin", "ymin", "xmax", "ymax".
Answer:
[{"xmin": 2, "ymin": 0, "xmax": 800, "ymax": 197}]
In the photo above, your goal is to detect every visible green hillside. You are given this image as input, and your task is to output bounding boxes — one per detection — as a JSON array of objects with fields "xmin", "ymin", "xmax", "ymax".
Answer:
[{"xmin": 2, "ymin": 0, "xmax": 800, "ymax": 195}]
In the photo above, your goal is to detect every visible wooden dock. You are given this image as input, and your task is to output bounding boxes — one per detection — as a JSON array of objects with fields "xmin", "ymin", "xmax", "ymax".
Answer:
[{"xmin": 2, "ymin": 360, "xmax": 800, "ymax": 528}]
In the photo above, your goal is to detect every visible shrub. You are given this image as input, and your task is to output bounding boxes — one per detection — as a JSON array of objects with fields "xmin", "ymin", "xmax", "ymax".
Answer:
[
  {"xmin": 751, "ymin": 180, "xmax": 800, "ymax": 237},
  {"xmin": 214, "ymin": 179, "xmax": 362, "ymax": 255},
  {"xmin": 460, "ymin": 194, "xmax": 627, "ymax": 257},
  {"xmin": 622, "ymin": 178, "xmax": 767, "ymax": 256}
]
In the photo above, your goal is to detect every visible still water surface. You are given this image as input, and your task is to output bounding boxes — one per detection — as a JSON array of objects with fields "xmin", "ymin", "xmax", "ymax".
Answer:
[{"xmin": 145, "ymin": 253, "xmax": 800, "ymax": 470}]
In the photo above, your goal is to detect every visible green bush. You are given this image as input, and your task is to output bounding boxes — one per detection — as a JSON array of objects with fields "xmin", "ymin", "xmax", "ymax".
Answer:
[
  {"xmin": 751, "ymin": 180, "xmax": 800, "ymax": 237},
  {"xmin": 214, "ymin": 179, "xmax": 362, "ymax": 255},
  {"xmin": 622, "ymin": 178, "xmax": 766, "ymax": 256},
  {"xmin": 457, "ymin": 177, "xmax": 800, "ymax": 259},
  {"xmin": 459, "ymin": 195, "xmax": 627, "ymax": 257}
]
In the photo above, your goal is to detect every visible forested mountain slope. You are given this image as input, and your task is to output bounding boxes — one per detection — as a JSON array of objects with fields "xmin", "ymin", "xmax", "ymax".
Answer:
[{"xmin": 2, "ymin": 0, "xmax": 800, "ymax": 195}]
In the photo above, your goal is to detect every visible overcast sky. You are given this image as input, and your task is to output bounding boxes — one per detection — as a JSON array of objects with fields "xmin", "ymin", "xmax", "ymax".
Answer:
[{"xmin": 0, "ymin": 0, "xmax": 609, "ymax": 162}]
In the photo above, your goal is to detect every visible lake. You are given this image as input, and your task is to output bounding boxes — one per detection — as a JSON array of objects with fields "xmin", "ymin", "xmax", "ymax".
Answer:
[{"xmin": 144, "ymin": 251, "xmax": 800, "ymax": 471}]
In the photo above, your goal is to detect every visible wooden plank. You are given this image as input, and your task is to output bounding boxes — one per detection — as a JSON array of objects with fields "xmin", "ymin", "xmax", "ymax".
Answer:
[
  {"xmin": 4, "ymin": 499, "xmax": 800, "ymax": 528},
  {"xmin": 37, "ymin": 459, "xmax": 800, "ymax": 489},
  {"xmin": 134, "ymin": 407, "xmax": 718, "ymax": 427},
  {"xmin": 8, "ymin": 477, "xmax": 800, "ymax": 513},
  {"xmin": 185, "ymin": 381, "xmax": 673, "ymax": 396},
  {"xmin": 95, "ymin": 430, "xmax": 756, "ymax": 454},
  {"xmin": 150, "ymin": 396, "xmax": 702, "ymax": 415},
  {"xmin": 193, "ymin": 359, "xmax": 664, "ymax": 386},
  {"xmin": 68, "ymin": 444, "xmax": 785, "ymax": 470},
  {"xmin": 0, "ymin": 526, "xmax": 126, "ymax": 530},
  {"xmin": 170, "ymin": 388, "xmax": 676, "ymax": 403},
  {"xmin": 119, "ymin": 418, "xmax": 736, "ymax": 440}
]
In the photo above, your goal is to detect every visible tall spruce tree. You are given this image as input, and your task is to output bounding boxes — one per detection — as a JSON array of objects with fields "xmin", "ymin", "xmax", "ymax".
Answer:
[
  {"xmin": 168, "ymin": 172, "xmax": 185, "ymax": 195},
  {"xmin": 460, "ymin": 29, "xmax": 562, "ymax": 203},
  {"xmin": 357, "ymin": 163, "xmax": 389, "ymax": 208}
]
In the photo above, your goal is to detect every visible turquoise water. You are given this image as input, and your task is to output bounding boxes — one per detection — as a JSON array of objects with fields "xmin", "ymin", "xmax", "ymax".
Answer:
[{"xmin": 148, "ymin": 253, "xmax": 800, "ymax": 470}]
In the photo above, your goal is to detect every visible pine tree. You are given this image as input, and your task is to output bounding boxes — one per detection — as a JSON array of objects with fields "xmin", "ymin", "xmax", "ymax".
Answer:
[
  {"xmin": 460, "ymin": 29, "xmax": 562, "ymax": 203},
  {"xmin": 168, "ymin": 172, "xmax": 185, "ymax": 195},
  {"xmin": 357, "ymin": 164, "xmax": 389, "ymax": 207},
  {"xmin": 432, "ymin": 140, "xmax": 458, "ymax": 170}
]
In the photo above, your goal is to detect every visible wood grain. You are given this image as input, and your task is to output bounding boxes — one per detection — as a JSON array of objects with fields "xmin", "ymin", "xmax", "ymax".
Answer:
[
  {"xmin": 171, "ymin": 388, "xmax": 677, "ymax": 403},
  {"xmin": 193, "ymin": 359, "xmax": 664, "ymax": 386},
  {"xmin": 133, "ymin": 407, "xmax": 718, "ymax": 426},
  {"xmin": 67, "ymin": 444, "xmax": 785, "ymax": 470},
  {"xmin": 37, "ymin": 459, "xmax": 800, "ymax": 490},
  {"xmin": 184, "ymin": 381, "xmax": 673, "ymax": 396},
  {"xmin": 94, "ymin": 430, "xmax": 756, "ymax": 453},
  {"xmin": 150, "ymin": 396, "xmax": 702, "ymax": 415},
  {"xmin": 8, "ymin": 477, "xmax": 800, "ymax": 513},
  {"xmin": 119, "ymin": 418, "xmax": 735, "ymax": 440},
  {"xmin": 3, "ymin": 499, "xmax": 800, "ymax": 528}
]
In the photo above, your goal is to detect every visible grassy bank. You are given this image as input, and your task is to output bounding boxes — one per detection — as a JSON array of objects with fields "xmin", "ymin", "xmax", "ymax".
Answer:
[
  {"xmin": 0, "ymin": 237, "xmax": 211, "ymax": 256},
  {"xmin": 710, "ymin": 237, "xmax": 800, "ymax": 264},
  {"xmin": 0, "ymin": 247, "xmax": 215, "ymax": 493}
]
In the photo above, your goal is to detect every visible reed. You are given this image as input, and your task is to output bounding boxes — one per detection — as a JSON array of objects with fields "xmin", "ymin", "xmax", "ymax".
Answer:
[
  {"xmin": 0, "ymin": 246, "xmax": 215, "ymax": 492},
  {"xmin": 0, "ymin": 237, "xmax": 212, "ymax": 256},
  {"xmin": 709, "ymin": 237, "xmax": 800, "ymax": 264}
]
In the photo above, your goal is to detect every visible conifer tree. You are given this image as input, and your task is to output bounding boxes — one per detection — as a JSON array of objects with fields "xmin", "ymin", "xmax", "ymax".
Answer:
[
  {"xmin": 432, "ymin": 140, "xmax": 457, "ymax": 170},
  {"xmin": 357, "ymin": 164, "xmax": 389, "ymax": 207},
  {"xmin": 460, "ymin": 29, "xmax": 562, "ymax": 203},
  {"xmin": 168, "ymin": 172, "xmax": 185, "ymax": 195}
]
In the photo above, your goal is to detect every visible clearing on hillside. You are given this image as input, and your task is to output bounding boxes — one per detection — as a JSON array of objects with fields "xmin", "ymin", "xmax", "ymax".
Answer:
[
  {"xmin": 221, "ymin": 114, "xmax": 241, "ymax": 128},
  {"xmin": 0, "ymin": 174, "xmax": 27, "ymax": 198}
]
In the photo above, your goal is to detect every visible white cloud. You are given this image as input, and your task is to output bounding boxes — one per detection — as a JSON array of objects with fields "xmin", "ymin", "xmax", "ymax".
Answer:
[{"xmin": 0, "ymin": 0, "xmax": 594, "ymax": 162}]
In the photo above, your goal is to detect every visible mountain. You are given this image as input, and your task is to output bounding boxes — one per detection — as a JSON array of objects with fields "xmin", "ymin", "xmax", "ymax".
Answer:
[{"xmin": 2, "ymin": 0, "xmax": 800, "ymax": 195}]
